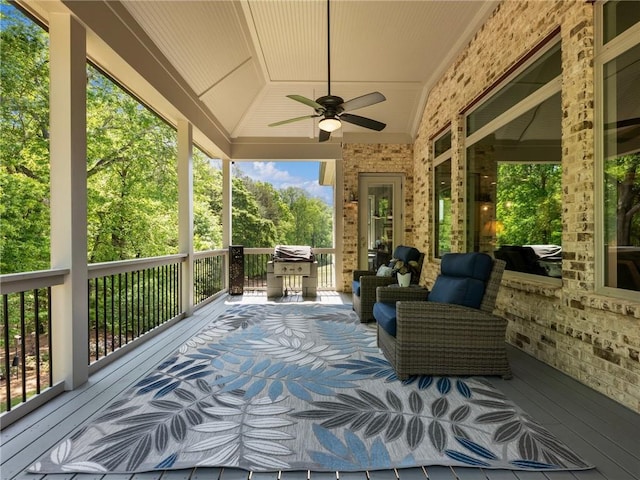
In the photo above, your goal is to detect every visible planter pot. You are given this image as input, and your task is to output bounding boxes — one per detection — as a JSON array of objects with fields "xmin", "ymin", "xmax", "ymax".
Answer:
[{"xmin": 397, "ymin": 272, "xmax": 411, "ymax": 287}]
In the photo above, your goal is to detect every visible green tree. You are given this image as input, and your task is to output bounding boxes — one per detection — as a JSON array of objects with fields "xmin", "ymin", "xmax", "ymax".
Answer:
[
  {"xmin": 0, "ymin": 3, "xmax": 51, "ymax": 273},
  {"xmin": 281, "ymin": 187, "xmax": 333, "ymax": 247},
  {"xmin": 496, "ymin": 164, "xmax": 562, "ymax": 246},
  {"xmin": 243, "ymin": 177, "xmax": 293, "ymax": 243},
  {"xmin": 231, "ymin": 176, "xmax": 278, "ymax": 247},
  {"xmin": 605, "ymin": 153, "xmax": 640, "ymax": 246},
  {"xmin": 86, "ymin": 65, "xmax": 178, "ymax": 262},
  {"xmin": 193, "ymin": 151, "xmax": 223, "ymax": 250}
]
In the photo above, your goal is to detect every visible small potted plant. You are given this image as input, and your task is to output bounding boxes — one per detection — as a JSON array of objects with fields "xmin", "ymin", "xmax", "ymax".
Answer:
[{"xmin": 392, "ymin": 259, "xmax": 419, "ymax": 287}]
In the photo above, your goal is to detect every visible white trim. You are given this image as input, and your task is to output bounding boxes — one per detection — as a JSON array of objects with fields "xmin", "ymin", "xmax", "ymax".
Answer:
[
  {"xmin": 87, "ymin": 254, "xmax": 187, "ymax": 279},
  {"xmin": 598, "ymin": 12, "xmax": 640, "ymax": 64},
  {"xmin": 0, "ymin": 269, "xmax": 69, "ymax": 295},
  {"xmin": 594, "ymin": 1, "xmax": 606, "ymax": 294},
  {"xmin": 594, "ymin": 1, "xmax": 640, "ymax": 298}
]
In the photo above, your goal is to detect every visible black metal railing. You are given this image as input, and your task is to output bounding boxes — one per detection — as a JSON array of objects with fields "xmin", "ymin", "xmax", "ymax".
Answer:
[
  {"xmin": 1, "ymin": 280, "xmax": 57, "ymax": 413},
  {"xmin": 242, "ymin": 249, "xmax": 335, "ymax": 291},
  {"xmin": 315, "ymin": 252, "xmax": 335, "ymax": 289},
  {"xmin": 88, "ymin": 257, "xmax": 183, "ymax": 364},
  {"xmin": 194, "ymin": 251, "xmax": 225, "ymax": 305},
  {"xmin": 244, "ymin": 252, "xmax": 270, "ymax": 289}
]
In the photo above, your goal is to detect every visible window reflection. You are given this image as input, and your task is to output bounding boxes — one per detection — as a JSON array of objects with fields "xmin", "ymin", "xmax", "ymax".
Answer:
[
  {"xmin": 434, "ymin": 159, "xmax": 452, "ymax": 258},
  {"xmin": 467, "ymin": 92, "xmax": 562, "ymax": 277},
  {"xmin": 603, "ymin": 42, "xmax": 640, "ymax": 292}
]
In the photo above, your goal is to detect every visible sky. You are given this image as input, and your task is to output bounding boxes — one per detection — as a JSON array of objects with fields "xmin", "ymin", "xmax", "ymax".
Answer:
[{"xmin": 234, "ymin": 161, "xmax": 333, "ymax": 206}]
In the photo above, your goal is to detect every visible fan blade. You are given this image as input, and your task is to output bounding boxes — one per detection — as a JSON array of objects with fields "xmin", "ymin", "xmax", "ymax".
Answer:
[
  {"xmin": 269, "ymin": 115, "xmax": 317, "ymax": 127},
  {"xmin": 340, "ymin": 113, "xmax": 386, "ymax": 131},
  {"xmin": 340, "ymin": 92, "xmax": 386, "ymax": 112},
  {"xmin": 287, "ymin": 94, "xmax": 324, "ymax": 111},
  {"xmin": 319, "ymin": 129, "xmax": 331, "ymax": 142}
]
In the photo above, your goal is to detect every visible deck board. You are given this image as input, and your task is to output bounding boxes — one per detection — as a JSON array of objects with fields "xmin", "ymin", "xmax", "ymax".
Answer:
[
  {"xmin": 3, "ymin": 293, "xmax": 639, "ymax": 480},
  {"xmin": 452, "ymin": 467, "xmax": 489, "ymax": 480},
  {"xmin": 421, "ymin": 466, "xmax": 456, "ymax": 479},
  {"xmin": 491, "ymin": 350, "xmax": 640, "ymax": 480}
]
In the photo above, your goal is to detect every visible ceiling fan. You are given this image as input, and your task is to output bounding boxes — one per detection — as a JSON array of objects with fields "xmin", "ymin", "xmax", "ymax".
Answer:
[{"xmin": 268, "ymin": 0, "xmax": 386, "ymax": 142}]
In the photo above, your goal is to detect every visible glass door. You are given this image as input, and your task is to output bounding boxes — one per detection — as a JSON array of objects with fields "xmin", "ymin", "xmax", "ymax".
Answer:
[{"xmin": 358, "ymin": 174, "xmax": 404, "ymax": 270}]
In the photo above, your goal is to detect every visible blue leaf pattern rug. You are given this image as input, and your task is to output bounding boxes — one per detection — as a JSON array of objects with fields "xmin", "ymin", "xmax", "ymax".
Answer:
[{"xmin": 29, "ymin": 303, "xmax": 592, "ymax": 474}]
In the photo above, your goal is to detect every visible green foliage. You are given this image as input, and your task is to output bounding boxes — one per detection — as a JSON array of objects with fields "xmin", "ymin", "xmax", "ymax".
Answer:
[
  {"xmin": 281, "ymin": 187, "xmax": 333, "ymax": 248},
  {"xmin": 86, "ymin": 65, "xmax": 179, "ymax": 262},
  {"xmin": 193, "ymin": 151, "xmax": 222, "ymax": 250},
  {"xmin": 0, "ymin": 3, "xmax": 51, "ymax": 273},
  {"xmin": 231, "ymin": 175, "xmax": 279, "ymax": 247},
  {"xmin": 604, "ymin": 153, "xmax": 640, "ymax": 246},
  {"xmin": 496, "ymin": 164, "xmax": 562, "ymax": 246}
]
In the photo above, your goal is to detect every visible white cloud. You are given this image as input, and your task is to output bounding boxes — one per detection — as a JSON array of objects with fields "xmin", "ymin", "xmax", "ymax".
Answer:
[
  {"xmin": 236, "ymin": 161, "xmax": 333, "ymax": 206},
  {"xmin": 250, "ymin": 162, "xmax": 293, "ymax": 182}
]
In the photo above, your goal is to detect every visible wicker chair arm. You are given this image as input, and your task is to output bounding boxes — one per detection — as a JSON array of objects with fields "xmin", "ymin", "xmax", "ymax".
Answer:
[
  {"xmin": 395, "ymin": 301, "xmax": 507, "ymax": 339},
  {"xmin": 353, "ymin": 269, "xmax": 375, "ymax": 281},
  {"xmin": 376, "ymin": 286, "xmax": 429, "ymax": 303},
  {"xmin": 358, "ymin": 275, "xmax": 397, "ymax": 294}
]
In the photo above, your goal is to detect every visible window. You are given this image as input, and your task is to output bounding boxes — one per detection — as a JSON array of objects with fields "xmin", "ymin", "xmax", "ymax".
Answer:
[
  {"xmin": 599, "ymin": 3, "xmax": 640, "ymax": 293},
  {"xmin": 433, "ymin": 131, "xmax": 452, "ymax": 258},
  {"xmin": 467, "ymin": 43, "xmax": 561, "ymax": 136},
  {"xmin": 603, "ymin": 0, "xmax": 640, "ymax": 44},
  {"xmin": 465, "ymin": 42, "xmax": 562, "ymax": 278}
]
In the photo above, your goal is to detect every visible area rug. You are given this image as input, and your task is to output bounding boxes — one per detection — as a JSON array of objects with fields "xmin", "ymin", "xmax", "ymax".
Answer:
[{"xmin": 29, "ymin": 303, "xmax": 592, "ymax": 474}]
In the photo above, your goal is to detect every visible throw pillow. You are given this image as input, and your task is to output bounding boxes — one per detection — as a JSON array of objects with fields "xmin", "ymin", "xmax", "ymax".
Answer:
[{"xmin": 376, "ymin": 265, "xmax": 393, "ymax": 277}]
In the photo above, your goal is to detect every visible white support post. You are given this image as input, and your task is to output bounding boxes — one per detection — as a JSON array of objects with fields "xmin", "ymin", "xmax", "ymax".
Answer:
[
  {"xmin": 178, "ymin": 120, "xmax": 194, "ymax": 315},
  {"xmin": 222, "ymin": 159, "xmax": 232, "ymax": 289},
  {"xmin": 222, "ymin": 159, "xmax": 232, "ymax": 249},
  {"xmin": 49, "ymin": 13, "xmax": 88, "ymax": 389},
  {"xmin": 335, "ymin": 159, "xmax": 345, "ymax": 291}
]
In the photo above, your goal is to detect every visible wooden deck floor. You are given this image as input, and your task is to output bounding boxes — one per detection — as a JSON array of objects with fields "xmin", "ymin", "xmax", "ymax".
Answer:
[{"xmin": 2, "ymin": 292, "xmax": 639, "ymax": 480}]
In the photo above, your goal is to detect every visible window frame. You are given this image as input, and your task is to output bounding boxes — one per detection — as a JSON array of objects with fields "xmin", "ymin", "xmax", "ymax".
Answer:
[
  {"xmin": 462, "ymin": 36, "xmax": 562, "ymax": 284},
  {"xmin": 432, "ymin": 128, "xmax": 452, "ymax": 259},
  {"xmin": 594, "ymin": 1, "xmax": 640, "ymax": 300}
]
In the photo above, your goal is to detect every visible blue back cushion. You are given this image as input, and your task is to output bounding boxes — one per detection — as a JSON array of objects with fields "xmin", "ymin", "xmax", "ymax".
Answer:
[
  {"xmin": 352, "ymin": 280, "xmax": 361, "ymax": 296},
  {"xmin": 428, "ymin": 253, "xmax": 492, "ymax": 309},
  {"xmin": 392, "ymin": 246, "xmax": 421, "ymax": 264}
]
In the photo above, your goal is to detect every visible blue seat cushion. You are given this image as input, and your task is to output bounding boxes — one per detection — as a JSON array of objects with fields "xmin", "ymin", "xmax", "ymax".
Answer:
[
  {"xmin": 428, "ymin": 253, "xmax": 493, "ymax": 309},
  {"xmin": 352, "ymin": 280, "xmax": 361, "ymax": 297},
  {"xmin": 373, "ymin": 302, "xmax": 397, "ymax": 336}
]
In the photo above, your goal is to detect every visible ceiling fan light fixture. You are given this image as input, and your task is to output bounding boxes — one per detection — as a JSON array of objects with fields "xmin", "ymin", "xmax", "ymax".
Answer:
[{"xmin": 319, "ymin": 117, "xmax": 341, "ymax": 132}]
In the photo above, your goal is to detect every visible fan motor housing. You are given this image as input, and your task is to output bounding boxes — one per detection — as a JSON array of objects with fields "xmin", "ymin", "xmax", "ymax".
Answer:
[{"xmin": 315, "ymin": 95, "xmax": 344, "ymax": 115}]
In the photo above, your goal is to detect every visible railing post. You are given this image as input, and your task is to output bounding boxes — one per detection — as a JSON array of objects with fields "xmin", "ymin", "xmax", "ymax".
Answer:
[
  {"xmin": 49, "ymin": 13, "xmax": 89, "ymax": 389},
  {"xmin": 178, "ymin": 120, "xmax": 194, "ymax": 315}
]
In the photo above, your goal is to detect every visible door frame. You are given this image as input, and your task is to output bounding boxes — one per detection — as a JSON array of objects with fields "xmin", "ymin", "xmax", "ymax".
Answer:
[{"xmin": 358, "ymin": 173, "xmax": 404, "ymax": 270}]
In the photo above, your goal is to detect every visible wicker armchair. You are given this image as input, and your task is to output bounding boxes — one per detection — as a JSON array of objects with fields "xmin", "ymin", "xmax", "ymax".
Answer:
[
  {"xmin": 352, "ymin": 246, "xmax": 423, "ymax": 323},
  {"xmin": 373, "ymin": 253, "xmax": 511, "ymax": 380}
]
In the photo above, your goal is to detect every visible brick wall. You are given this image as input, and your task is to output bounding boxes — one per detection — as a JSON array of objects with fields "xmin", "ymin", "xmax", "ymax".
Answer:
[{"xmin": 408, "ymin": 0, "xmax": 640, "ymax": 412}]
